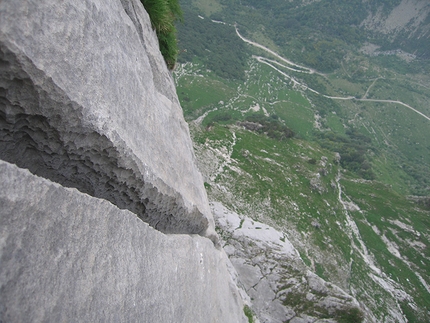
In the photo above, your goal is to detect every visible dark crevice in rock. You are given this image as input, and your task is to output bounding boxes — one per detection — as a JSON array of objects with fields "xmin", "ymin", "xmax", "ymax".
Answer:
[{"xmin": 0, "ymin": 44, "xmax": 207, "ymax": 236}]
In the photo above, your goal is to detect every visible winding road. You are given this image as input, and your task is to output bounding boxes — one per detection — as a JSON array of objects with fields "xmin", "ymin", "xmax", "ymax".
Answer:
[
  {"xmin": 235, "ymin": 26, "xmax": 321, "ymax": 75},
  {"xmin": 235, "ymin": 26, "xmax": 430, "ymax": 122}
]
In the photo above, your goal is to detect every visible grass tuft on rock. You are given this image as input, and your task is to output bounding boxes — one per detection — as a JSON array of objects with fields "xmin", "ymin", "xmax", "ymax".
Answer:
[
  {"xmin": 243, "ymin": 305, "xmax": 254, "ymax": 323},
  {"xmin": 141, "ymin": 0, "xmax": 182, "ymax": 69}
]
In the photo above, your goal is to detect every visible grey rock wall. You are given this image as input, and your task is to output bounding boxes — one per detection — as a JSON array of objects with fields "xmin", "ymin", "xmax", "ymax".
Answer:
[
  {"xmin": 0, "ymin": 160, "xmax": 246, "ymax": 322},
  {"xmin": 0, "ymin": 0, "xmax": 215, "ymax": 238},
  {"xmin": 0, "ymin": 0, "xmax": 246, "ymax": 321},
  {"xmin": 212, "ymin": 202, "xmax": 362, "ymax": 323}
]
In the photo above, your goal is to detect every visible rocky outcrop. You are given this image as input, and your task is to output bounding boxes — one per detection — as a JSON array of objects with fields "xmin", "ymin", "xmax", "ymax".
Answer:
[
  {"xmin": 212, "ymin": 202, "xmax": 363, "ymax": 323},
  {"xmin": 361, "ymin": 0, "xmax": 430, "ymax": 38},
  {"xmin": 0, "ymin": 0, "xmax": 215, "ymax": 237},
  {"xmin": 0, "ymin": 161, "xmax": 245, "ymax": 322},
  {"xmin": 0, "ymin": 0, "xmax": 246, "ymax": 321},
  {"xmin": 360, "ymin": 0, "xmax": 430, "ymax": 58}
]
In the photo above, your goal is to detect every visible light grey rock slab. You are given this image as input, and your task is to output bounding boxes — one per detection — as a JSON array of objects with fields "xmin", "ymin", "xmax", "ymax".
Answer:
[
  {"xmin": 230, "ymin": 257, "xmax": 262, "ymax": 290},
  {"xmin": 212, "ymin": 202, "xmax": 363, "ymax": 323},
  {"xmin": 0, "ymin": 0, "xmax": 215, "ymax": 238},
  {"xmin": 258, "ymin": 300, "xmax": 296, "ymax": 323},
  {"xmin": 0, "ymin": 160, "xmax": 246, "ymax": 323},
  {"xmin": 251, "ymin": 278, "xmax": 289, "ymax": 323}
]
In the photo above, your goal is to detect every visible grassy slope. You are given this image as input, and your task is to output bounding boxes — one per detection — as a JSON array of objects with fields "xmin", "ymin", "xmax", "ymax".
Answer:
[
  {"xmin": 174, "ymin": 0, "xmax": 430, "ymax": 321},
  {"xmin": 175, "ymin": 61, "xmax": 430, "ymax": 322}
]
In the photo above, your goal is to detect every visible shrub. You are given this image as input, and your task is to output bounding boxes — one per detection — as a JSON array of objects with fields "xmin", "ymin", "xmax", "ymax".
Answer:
[
  {"xmin": 335, "ymin": 306, "xmax": 364, "ymax": 323},
  {"xmin": 243, "ymin": 305, "xmax": 254, "ymax": 323},
  {"xmin": 244, "ymin": 114, "xmax": 294, "ymax": 140},
  {"xmin": 308, "ymin": 158, "xmax": 317, "ymax": 165},
  {"xmin": 140, "ymin": 0, "xmax": 182, "ymax": 69}
]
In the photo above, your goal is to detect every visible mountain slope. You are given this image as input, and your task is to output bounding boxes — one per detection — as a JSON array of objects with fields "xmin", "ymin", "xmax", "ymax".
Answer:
[{"xmin": 174, "ymin": 0, "xmax": 430, "ymax": 321}]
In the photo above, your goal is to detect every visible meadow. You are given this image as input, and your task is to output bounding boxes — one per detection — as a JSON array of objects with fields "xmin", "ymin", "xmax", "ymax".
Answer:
[{"xmin": 174, "ymin": 0, "xmax": 430, "ymax": 320}]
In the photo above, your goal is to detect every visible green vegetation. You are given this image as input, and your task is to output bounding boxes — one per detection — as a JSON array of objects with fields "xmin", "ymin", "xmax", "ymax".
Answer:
[
  {"xmin": 174, "ymin": 0, "xmax": 430, "ymax": 321},
  {"xmin": 242, "ymin": 114, "xmax": 294, "ymax": 140},
  {"xmin": 335, "ymin": 306, "xmax": 364, "ymax": 323},
  {"xmin": 316, "ymin": 128, "xmax": 375, "ymax": 180},
  {"xmin": 176, "ymin": 71, "xmax": 238, "ymax": 120},
  {"xmin": 141, "ymin": 0, "xmax": 183, "ymax": 69},
  {"xmin": 282, "ymin": 290, "xmax": 364, "ymax": 322},
  {"xmin": 243, "ymin": 305, "xmax": 254, "ymax": 323},
  {"xmin": 176, "ymin": 6, "xmax": 249, "ymax": 79},
  {"xmin": 194, "ymin": 0, "xmax": 429, "ymax": 69}
]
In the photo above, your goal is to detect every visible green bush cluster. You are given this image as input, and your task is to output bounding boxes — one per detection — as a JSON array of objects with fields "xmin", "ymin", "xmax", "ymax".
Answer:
[
  {"xmin": 335, "ymin": 306, "xmax": 364, "ymax": 323},
  {"xmin": 245, "ymin": 114, "xmax": 294, "ymax": 141},
  {"xmin": 207, "ymin": 112, "xmax": 233, "ymax": 125},
  {"xmin": 140, "ymin": 0, "xmax": 182, "ymax": 69},
  {"xmin": 316, "ymin": 128, "xmax": 375, "ymax": 180},
  {"xmin": 243, "ymin": 305, "xmax": 254, "ymax": 323}
]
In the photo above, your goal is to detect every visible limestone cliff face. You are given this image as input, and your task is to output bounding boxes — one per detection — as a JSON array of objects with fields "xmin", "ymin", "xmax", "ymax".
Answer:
[
  {"xmin": 0, "ymin": 0, "xmax": 215, "ymax": 237},
  {"xmin": 0, "ymin": 0, "xmax": 245, "ymax": 321},
  {"xmin": 0, "ymin": 161, "xmax": 245, "ymax": 322}
]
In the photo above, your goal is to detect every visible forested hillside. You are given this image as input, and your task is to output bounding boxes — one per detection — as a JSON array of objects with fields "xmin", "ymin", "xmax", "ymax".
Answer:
[{"xmin": 177, "ymin": 6, "xmax": 248, "ymax": 79}]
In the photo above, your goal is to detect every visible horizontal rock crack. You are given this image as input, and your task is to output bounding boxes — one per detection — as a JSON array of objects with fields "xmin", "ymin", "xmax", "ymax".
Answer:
[{"xmin": 0, "ymin": 43, "xmax": 208, "ymax": 235}]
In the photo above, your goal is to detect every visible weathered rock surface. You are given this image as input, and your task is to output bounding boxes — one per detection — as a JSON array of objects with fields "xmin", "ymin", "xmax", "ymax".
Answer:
[
  {"xmin": 0, "ymin": 0, "xmax": 214, "ymax": 237},
  {"xmin": 0, "ymin": 0, "xmax": 246, "ymax": 321},
  {"xmin": 0, "ymin": 160, "xmax": 246, "ymax": 322},
  {"xmin": 212, "ymin": 201, "xmax": 363, "ymax": 323}
]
